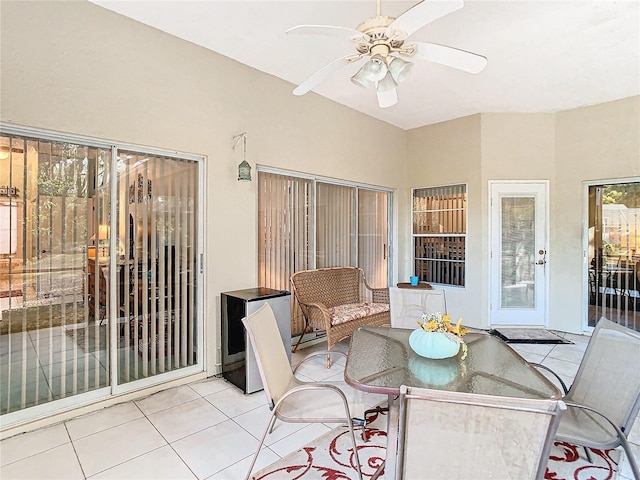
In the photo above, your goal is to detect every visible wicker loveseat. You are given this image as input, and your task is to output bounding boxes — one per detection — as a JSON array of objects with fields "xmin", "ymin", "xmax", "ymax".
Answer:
[{"xmin": 290, "ymin": 266, "xmax": 390, "ymax": 367}]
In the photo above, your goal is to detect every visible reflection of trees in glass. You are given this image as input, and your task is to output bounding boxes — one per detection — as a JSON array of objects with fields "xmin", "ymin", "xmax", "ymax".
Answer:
[
  {"xmin": 34, "ymin": 143, "xmax": 110, "ymax": 255},
  {"xmin": 600, "ymin": 183, "xmax": 640, "ymax": 256},
  {"xmin": 602, "ymin": 184, "xmax": 640, "ymax": 208}
]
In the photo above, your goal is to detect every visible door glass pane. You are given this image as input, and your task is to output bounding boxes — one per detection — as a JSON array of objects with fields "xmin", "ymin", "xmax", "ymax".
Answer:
[
  {"xmin": 358, "ymin": 189, "xmax": 388, "ymax": 288},
  {"xmin": 316, "ymin": 182, "xmax": 355, "ymax": 268},
  {"xmin": 501, "ymin": 196, "xmax": 535, "ymax": 308},
  {"xmin": 588, "ymin": 182, "xmax": 640, "ymax": 330},
  {"xmin": 0, "ymin": 135, "xmax": 111, "ymax": 415},
  {"xmin": 117, "ymin": 151, "xmax": 199, "ymax": 384}
]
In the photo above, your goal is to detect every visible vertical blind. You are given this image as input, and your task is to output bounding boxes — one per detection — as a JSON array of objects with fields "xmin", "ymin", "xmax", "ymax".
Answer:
[
  {"xmin": 316, "ymin": 182, "xmax": 355, "ymax": 268},
  {"xmin": 258, "ymin": 173, "xmax": 312, "ymax": 334}
]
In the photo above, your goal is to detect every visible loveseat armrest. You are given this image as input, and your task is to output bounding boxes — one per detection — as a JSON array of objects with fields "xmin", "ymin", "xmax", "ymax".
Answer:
[
  {"xmin": 298, "ymin": 300, "xmax": 333, "ymax": 332},
  {"xmin": 362, "ymin": 275, "xmax": 389, "ymax": 303},
  {"xmin": 370, "ymin": 287, "xmax": 389, "ymax": 303}
]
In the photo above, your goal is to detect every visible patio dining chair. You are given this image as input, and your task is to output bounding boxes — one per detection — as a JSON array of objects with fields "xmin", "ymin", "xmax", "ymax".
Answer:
[
  {"xmin": 393, "ymin": 386, "xmax": 566, "ymax": 480},
  {"xmin": 360, "ymin": 287, "xmax": 449, "ymax": 439},
  {"xmin": 531, "ymin": 317, "xmax": 640, "ymax": 480},
  {"xmin": 388, "ymin": 286, "xmax": 447, "ymax": 329},
  {"xmin": 241, "ymin": 303, "xmax": 363, "ymax": 480}
]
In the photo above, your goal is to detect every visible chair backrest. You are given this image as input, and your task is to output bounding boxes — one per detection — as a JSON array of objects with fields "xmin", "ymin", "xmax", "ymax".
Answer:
[
  {"xmin": 566, "ymin": 317, "xmax": 640, "ymax": 433},
  {"xmin": 290, "ymin": 267, "xmax": 362, "ymax": 309},
  {"xmin": 389, "ymin": 286, "xmax": 447, "ymax": 328},
  {"xmin": 395, "ymin": 386, "xmax": 565, "ymax": 480},
  {"xmin": 242, "ymin": 303, "xmax": 295, "ymax": 408}
]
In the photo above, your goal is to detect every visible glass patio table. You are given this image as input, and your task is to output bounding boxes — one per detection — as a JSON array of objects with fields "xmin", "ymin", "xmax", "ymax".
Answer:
[
  {"xmin": 345, "ymin": 326, "xmax": 561, "ymax": 399},
  {"xmin": 344, "ymin": 326, "xmax": 562, "ymax": 478}
]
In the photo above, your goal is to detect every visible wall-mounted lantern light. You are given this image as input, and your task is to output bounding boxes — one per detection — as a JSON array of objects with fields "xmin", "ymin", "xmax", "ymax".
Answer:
[{"xmin": 233, "ymin": 132, "xmax": 252, "ymax": 181}]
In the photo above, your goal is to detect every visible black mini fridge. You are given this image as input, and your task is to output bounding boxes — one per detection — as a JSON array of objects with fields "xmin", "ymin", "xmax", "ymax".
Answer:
[{"xmin": 221, "ymin": 288, "xmax": 291, "ymax": 393}]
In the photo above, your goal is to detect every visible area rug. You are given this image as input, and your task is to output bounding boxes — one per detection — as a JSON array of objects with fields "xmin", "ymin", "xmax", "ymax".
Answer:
[
  {"xmin": 253, "ymin": 412, "xmax": 620, "ymax": 479},
  {"xmin": 490, "ymin": 328, "xmax": 573, "ymax": 344},
  {"xmin": 546, "ymin": 442, "xmax": 620, "ymax": 480},
  {"xmin": 252, "ymin": 410, "xmax": 388, "ymax": 480}
]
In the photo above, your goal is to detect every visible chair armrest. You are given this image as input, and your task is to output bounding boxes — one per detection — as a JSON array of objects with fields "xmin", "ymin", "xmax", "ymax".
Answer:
[
  {"xmin": 529, "ymin": 362, "xmax": 569, "ymax": 394},
  {"xmin": 361, "ymin": 273, "xmax": 390, "ymax": 303},
  {"xmin": 292, "ymin": 350, "xmax": 347, "ymax": 373},
  {"xmin": 304, "ymin": 301, "xmax": 333, "ymax": 330},
  {"xmin": 564, "ymin": 402, "xmax": 640, "ymax": 479},
  {"xmin": 371, "ymin": 287, "xmax": 389, "ymax": 304},
  {"xmin": 295, "ymin": 299, "xmax": 332, "ymax": 330},
  {"xmin": 564, "ymin": 402, "xmax": 624, "ymax": 435},
  {"xmin": 274, "ymin": 382, "xmax": 353, "ymax": 421}
]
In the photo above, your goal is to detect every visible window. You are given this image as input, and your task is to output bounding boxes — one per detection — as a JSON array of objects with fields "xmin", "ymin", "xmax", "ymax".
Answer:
[
  {"xmin": 412, "ymin": 184, "xmax": 466, "ymax": 286},
  {"xmin": 258, "ymin": 169, "xmax": 392, "ymax": 336}
]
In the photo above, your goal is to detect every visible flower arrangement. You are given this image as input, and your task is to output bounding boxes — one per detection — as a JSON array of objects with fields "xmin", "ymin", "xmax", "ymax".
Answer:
[{"xmin": 417, "ymin": 312, "xmax": 469, "ymax": 359}]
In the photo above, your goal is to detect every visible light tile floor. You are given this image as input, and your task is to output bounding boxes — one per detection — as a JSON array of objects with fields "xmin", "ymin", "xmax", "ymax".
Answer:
[{"xmin": 1, "ymin": 332, "xmax": 638, "ymax": 480}]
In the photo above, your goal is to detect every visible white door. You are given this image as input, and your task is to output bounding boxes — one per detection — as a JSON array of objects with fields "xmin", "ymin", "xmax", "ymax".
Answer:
[{"xmin": 490, "ymin": 182, "xmax": 548, "ymax": 326}]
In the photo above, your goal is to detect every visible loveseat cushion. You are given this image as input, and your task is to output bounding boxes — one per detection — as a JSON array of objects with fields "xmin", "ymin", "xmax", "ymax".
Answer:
[{"xmin": 328, "ymin": 302, "xmax": 390, "ymax": 326}]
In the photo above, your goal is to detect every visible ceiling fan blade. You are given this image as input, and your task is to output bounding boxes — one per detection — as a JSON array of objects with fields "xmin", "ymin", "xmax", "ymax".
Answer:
[
  {"xmin": 410, "ymin": 41, "xmax": 487, "ymax": 73},
  {"xmin": 388, "ymin": 0, "xmax": 464, "ymax": 38},
  {"xmin": 377, "ymin": 88, "xmax": 398, "ymax": 108},
  {"xmin": 286, "ymin": 25, "xmax": 369, "ymax": 41},
  {"xmin": 293, "ymin": 56, "xmax": 363, "ymax": 96}
]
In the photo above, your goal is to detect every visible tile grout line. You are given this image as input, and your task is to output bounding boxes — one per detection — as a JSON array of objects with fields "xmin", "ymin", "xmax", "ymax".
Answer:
[{"xmin": 64, "ymin": 421, "xmax": 88, "ymax": 480}]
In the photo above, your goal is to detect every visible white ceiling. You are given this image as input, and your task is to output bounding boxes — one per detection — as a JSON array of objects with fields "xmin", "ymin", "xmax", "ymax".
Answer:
[{"xmin": 90, "ymin": 0, "xmax": 640, "ymax": 130}]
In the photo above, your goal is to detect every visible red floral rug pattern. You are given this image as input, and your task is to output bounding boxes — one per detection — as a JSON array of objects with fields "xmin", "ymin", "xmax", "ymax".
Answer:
[
  {"xmin": 252, "ymin": 411, "xmax": 387, "ymax": 480},
  {"xmin": 253, "ymin": 411, "xmax": 620, "ymax": 480},
  {"xmin": 545, "ymin": 441, "xmax": 619, "ymax": 480}
]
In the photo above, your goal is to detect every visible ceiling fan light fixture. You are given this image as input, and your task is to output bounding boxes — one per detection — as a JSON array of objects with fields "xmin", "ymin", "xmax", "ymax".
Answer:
[
  {"xmin": 351, "ymin": 67, "xmax": 375, "ymax": 88},
  {"xmin": 360, "ymin": 54, "xmax": 388, "ymax": 82},
  {"xmin": 376, "ymin": 72, "xmax": 397, "ymax": 92},
  {"xmin": 388, "ymin": 57, "xmax": 414, "ymax": 84},
  {"xmin": 376, "ymin": 88, "xmax": 398, "ymax": 108}
]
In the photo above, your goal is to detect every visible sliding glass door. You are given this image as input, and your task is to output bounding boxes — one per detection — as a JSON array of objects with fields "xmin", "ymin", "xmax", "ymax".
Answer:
[
  {"xmin": 0, "ymin": 135, "xmax": 112, "ymax": 415},
  {"xmin": 586, "ymin": 181, "xmax": 640, "ymax": 331},
  {"xmin": 258, "ymin": 170, "xmax": 392, "ymax": 338},
  {"xmin": 0, "ymin": 128, "xmax": 203, "ymax": 422},
  {"xmin": 116, "ymin": 150, "xmax": 200, "ymax": 384}
]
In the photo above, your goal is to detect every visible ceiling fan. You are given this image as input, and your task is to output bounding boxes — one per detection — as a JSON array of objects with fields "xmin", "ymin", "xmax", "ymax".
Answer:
[{"xmin": 286, "ymin": 0, "xmax": 487, "ymax": 108}]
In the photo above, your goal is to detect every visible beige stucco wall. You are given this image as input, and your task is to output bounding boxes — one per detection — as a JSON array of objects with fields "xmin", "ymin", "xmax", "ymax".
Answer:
[
  {"xmin": 406, "ymin": 115, "xmax": 482, "ymax": 325},
  {"xmin": 406, "ymin": 101, "xmax": 639, "ymax": 333},
  {"xmin": 553, "ymin": 97, "xmax": 640, "ymax": 332},
  {"xmin": 0, "ymin": 0, "xmax": 406, "ymax": 382},
  {"xmin": 480, "ymin": 113, "xmax": 556, "ymax": 329}
]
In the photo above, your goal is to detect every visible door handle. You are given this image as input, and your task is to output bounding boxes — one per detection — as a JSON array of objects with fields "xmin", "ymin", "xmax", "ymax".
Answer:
[{"xmin": 536, "ymin": 260, "xmax": 546, "ymax": 265}]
